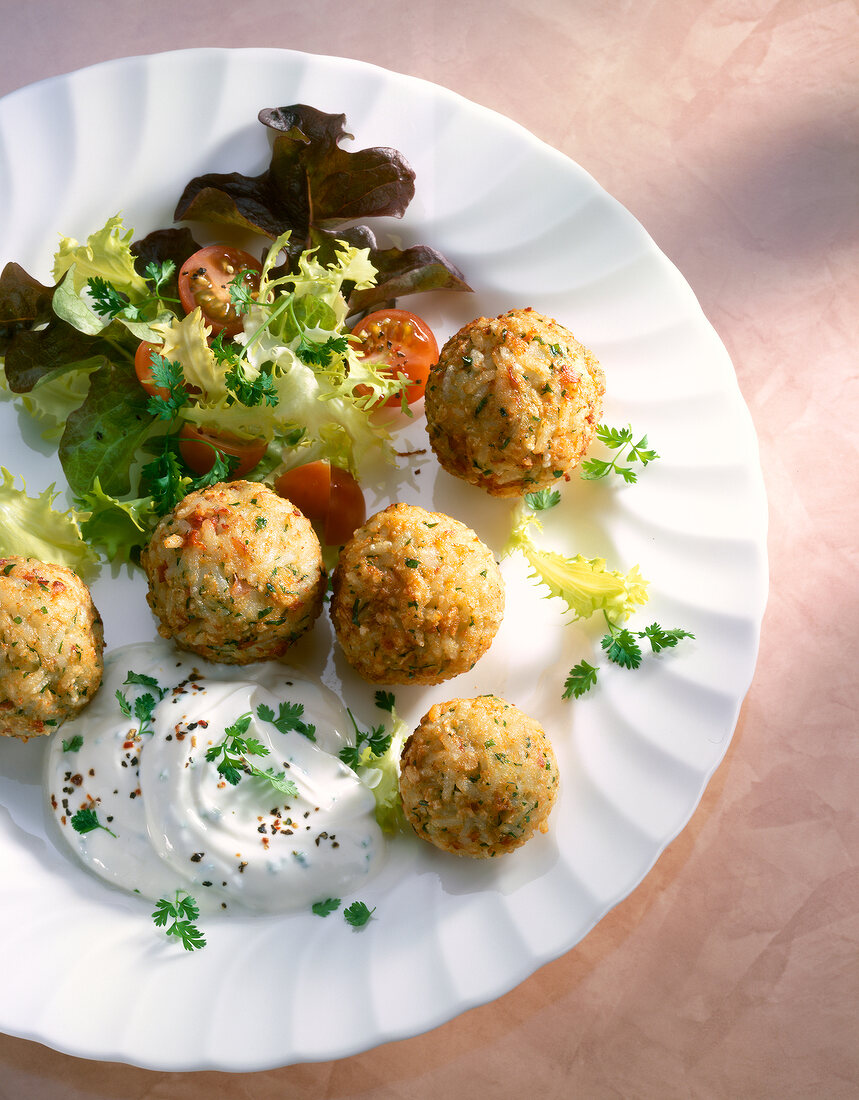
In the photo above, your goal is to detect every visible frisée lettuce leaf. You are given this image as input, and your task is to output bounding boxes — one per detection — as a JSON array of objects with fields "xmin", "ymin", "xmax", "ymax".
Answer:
[{"xmin": 0, "ymin": 468, "xmax": 98, "ymax": 576}]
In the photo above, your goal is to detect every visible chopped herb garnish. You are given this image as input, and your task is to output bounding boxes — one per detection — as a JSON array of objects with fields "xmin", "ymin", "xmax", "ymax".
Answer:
[{"xmin": 62, "ymin": 734, "xmax": 84, "ymax": 753}]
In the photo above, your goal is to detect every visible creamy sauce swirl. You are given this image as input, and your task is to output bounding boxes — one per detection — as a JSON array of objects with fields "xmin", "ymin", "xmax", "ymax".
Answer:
[{"xmin": 45, "ymin": 641, "xmax": 383, "ymax": 913}]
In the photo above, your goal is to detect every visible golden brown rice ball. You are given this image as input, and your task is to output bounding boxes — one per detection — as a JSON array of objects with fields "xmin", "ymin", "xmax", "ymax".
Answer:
[
  {"xmin": 425, "ymin": 307, "xmax": 605, "ymax": 497},
  {"xmin": 0, "ymin": 556, "xmax": 104, "ymax": 739},
  {"xmin": 399, "ymin": 695, "xmax": 559, "ymax": 857},
  {"xmin": 141, "ymin": 480, "xmax": 325, "ymax": 664},
  {"xmin": 330, "ymin": 503, "xmax": 504, "ymax": 685}
]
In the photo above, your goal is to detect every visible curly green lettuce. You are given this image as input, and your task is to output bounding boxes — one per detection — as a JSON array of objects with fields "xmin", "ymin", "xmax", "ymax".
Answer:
[
  {"xmin": 0, "ymin": 467, "xmax": 98, "ymax": 576},
  {"xmin": 505, "ymin": 500, "xmax": 649, "ymax": 622}
]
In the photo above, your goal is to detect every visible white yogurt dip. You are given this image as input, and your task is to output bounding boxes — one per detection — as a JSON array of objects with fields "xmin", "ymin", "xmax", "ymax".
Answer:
[{"xmin": 45, "ymin": 640, "xmax": 383, "ymax": 913}]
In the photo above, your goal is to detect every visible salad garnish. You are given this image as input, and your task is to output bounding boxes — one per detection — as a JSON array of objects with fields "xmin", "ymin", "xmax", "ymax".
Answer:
[
  {"xmin": 152, "ymin": 891, "xmax": 206, "ymax": 952},
  {"xmin": 580, "ymin": 423, "xmax": 659, "ymax": 484},
  {"xmin": 0, "ymin": 105, "xmax": 471, "ymax": 566}
]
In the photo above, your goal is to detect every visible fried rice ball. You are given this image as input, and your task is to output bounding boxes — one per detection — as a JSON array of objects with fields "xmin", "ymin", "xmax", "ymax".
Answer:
[
  {"xmin": 141, "ymin": 480, "xmax": 325, "ymax": 664},
  {"xmin": 330, "ymin": 503, "xmax": 504, "ymax": 685},
  {"xmin": 0, "ymin": 556, "xmax": 104, "ymax": 739},
  {"xmin": 425, "ymin": 307, "xmax": 605, "ymax": 497},
  {"xmin": 399, "ymin": 695, "xmax": 559, "ymax": 857}
]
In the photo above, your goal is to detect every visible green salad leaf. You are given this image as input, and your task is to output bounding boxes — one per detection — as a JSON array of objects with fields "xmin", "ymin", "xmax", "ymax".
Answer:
[
  {"xmin": 0, "ymin": 467, "xmax": 98, "ymax": 576},
  {"xmin": 174, "ymin": 104, "xmax": 470, "ymax": 313},
  {"xmin": 506, "ymin": 501, "xmax": 649, "ymax": 623}
]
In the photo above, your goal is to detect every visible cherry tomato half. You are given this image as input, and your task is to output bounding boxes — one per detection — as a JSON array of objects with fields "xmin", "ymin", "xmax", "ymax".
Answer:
[
  {"xmin": 350, "ymin": 308, "xmax": 438, "ymax": 407},
  {"xmin": 274, "ymin": 461, "xmax": 366, "ymax": 546},
  {"xmin": 177, "ymin": 245, "xmax": 262, "ymax": 337},
  {"xmin": 178, "ymin": 423, "xmax": 268, "ymax": 480},
  {"xmin": 134, "ymin": 340, "xmax": 169, "ymax": 399}
]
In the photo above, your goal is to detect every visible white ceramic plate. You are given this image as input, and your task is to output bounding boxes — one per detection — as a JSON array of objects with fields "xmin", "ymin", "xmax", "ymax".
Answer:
[{"xmin": 0, "ymin": 48, "xmax": 768, "ymax": 1071}]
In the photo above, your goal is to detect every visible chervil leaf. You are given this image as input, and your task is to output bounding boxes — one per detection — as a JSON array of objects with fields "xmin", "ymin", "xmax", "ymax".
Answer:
[
  {"xmin": 224, "ymin": 712, "xmax": 254, "ymax": 740},
  {"xmin": 343, "ymin": 901, "xmax": 375, "ymax": 927},
  {"xmin": 71, "ymin": 807, "xmax": 117, "ymax": 838},
  {"xmin": 629, "ymin": 435, "xmax": 659, "ymax": 465},
  {"xmin": 642, "ymin": 623, "xmax": 695, "ymax": 652},
  {"xmin": 339, "ymin": 744, "xmax": 363, "ymax": 771},
  {"xmin": 257, "ymin": 700, "xmax": 316, "ymax": 741},
  {"xmin": 297, "ymin": 332, "xmax": 349, "ymax": 367},
  {"xmin": 168, "ymin": 920, "xmax": 207, "ymax": 952},
  {"xmin": 250, "ymin": 765, "xmax": 299, "ymax": 797},
  {"xmin": 145, "ymin": 353, "xmax": 190, "ymax": 420},
  {"xmin": 225, "ymin": 361, "xmax": 279, "ymax": 408},
  {"xmin": 579, "ymin": 457, "xmax": 613, "ymax": 481},
  {"xmin": 582, "ymin": 424, "xmax": 658, "ymax": 484},
  {"xmin": 124, "ymin": 670, "xmax": 166, "ymax": 697},
  {"xmin": 87, "ymin": 276, "xmax": 132, "ymax": 319},
  {"xmin": 311, "ymin": 897, "xmax": 341, "ymax": 917},
  {"xmin": 374, "ymin": 691, "xmax": 395, "ymax": 713},
  {"xmin": 601, "ymin": 627, "xmax": 642, "ymax": 669},
  {"xmin": 228, "ymin": 271, "xmax": 256, "ymax": 315},
  {"xmin": 562, "ymin": 660, "xmax": 599, "ymax": 699},
  {"xmin": 144, "ymin": 258, "xmax": 176, "ymax": 293},
  {"xmin": 524, "ymin": 488, "xmax": 561, "ymax": 511},
  {"xmin": 595, "ymin": 424, "xmax": 633, "ymax": 449},
  {"xmin": 152, "ymin": 891, "xmax": 206, "ymax": 951}
]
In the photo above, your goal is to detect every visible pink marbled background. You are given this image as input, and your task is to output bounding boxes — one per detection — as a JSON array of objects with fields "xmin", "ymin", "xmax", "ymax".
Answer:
[{"xmin": 0, "ymin": 1, "xmax": 857, "ymax": 1097}]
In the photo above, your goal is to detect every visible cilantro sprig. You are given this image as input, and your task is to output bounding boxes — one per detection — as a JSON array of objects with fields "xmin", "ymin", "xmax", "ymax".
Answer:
[
  {"xmin": 205, "ymin": 712, "xmax": 299, "ymax": 797},
  {"xmin": 563, "ymin": 613, "xmax": 695, "ymax": 698},
  {"xmin": 152, "ymin": 891, "xmax": 206, "ymax": 952},
  {"xmin": 581, "ymin": 424, "xmax": 659, "ymax": 484}
]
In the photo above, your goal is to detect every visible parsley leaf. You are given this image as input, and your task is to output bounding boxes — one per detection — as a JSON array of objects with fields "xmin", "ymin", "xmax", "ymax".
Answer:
[
  {"xmin": 144, "ymin": 258, "xmax": 176, "ymax": 294},
  {"xmin": 374, "ymin": 691, "xmax": 396, "ymax": 714},
  {"xmin": 581, "ymin": 423, "xmax": 659, "ymax": 484},
  {"xmin": 295, "ymin": 332, "xmax": 348, "ymax": 366},
  {"xmin": 62, "ymin": 734, "xmax": 84, "ymax": 753},
  {"xmin": 642, "ymin": 623, "xmax": 696, "ymax": 652},
  {"xmin": 339, "ymin": 707, "xmax": 392, "ymax": 771},
  {"xmin": 524, "ymin": 488, "xmax": 561, "ymax": 511},
  {"xmin": 343, "ymin": 901, "xmax": 375, "ymax": 927},
  {"xmin": 87, "ymin": 276, "xmax": 134, "ymax": 319},
  {"xmin": 563, "ymin": 613, "xmax": 695, "ymax": 699},
  {"xmin": 601, "ymin": 626, "xmax": 643, "ymax": 669},
  {"xmin": 257, "ymin": 701, "xmax": 316, "ymax": 742},
  {"xmin": 71, "ymin": 807, "xmax": 117, "ymax": 838},
  {"xmin": 206, "ymin": 712, "xmax": 298, "ymax": 796},
  {"xmin": 225, "ymin": 361, "xmax": 279, "ymax": 408},
  {"xmin": 152, "ymin": 891, "xmax": 206, "ymax": 951},
  {"xmin": 562, "ymin": 660, "xmax": 599, "ymax": 699},
  {"xmin": 311, "ymin": 897, "xmax": 341, "ymax": 917},
  {"xmin": 145, "ymin": 353, "xmax": 191, "ymax": 420},
  {"xmin": 228, "ymin": 269, "xmax": 256, "ymax": 315}
]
